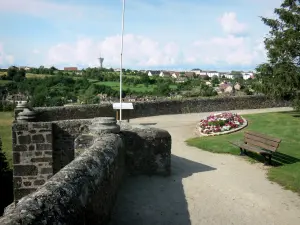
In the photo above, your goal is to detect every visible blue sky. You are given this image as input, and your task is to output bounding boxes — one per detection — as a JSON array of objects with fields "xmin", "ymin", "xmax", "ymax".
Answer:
[{"xmin": 0, "ymin": 0, "xmax": 282, "ymax": 71}]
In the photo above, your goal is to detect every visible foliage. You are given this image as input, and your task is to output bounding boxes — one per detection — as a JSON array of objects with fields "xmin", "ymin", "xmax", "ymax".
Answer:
[
  {"xmin": 0, "ymin": 117, "xmax": 13, "ymax": 215},
  {"xmin": 255, "ymin": 0, "xmax": 300, "ymax": 108},
  {"xmin": 6, "ymin": 66, "xmax": 26, "ymax": 82},
  {"xmin": 211, "ymin": 76, "xmax": 220, "ymax": 86}
]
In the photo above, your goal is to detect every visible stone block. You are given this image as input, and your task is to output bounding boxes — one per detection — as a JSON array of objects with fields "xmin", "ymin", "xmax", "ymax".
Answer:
[
  {"xmin": 14, "ymin": 144, "xmax": 28, "ymax": 152},
  {"xmin": 12, "ymin": 123, "xmax": 28, "ymax": 132},
  {"xmin": 13, "ymin": 177, "xmax": 22, "ymax": 189},
  {"xmin": 29, "ymin": 145, "xmax": 35, "ymax": 151},
  {"xmin": 13, "ymin": 152, "xmax": 20, "ymax": 164},
  {"xmin": 14, "ymin": 165, "xmax": 38, "ymax": 176},
  {"xmin": 32, "ymin": 123, "xmax": 52, "ymax": 129},
  {"xmin": 36, "ymin": 143, "xmax": 52, "ymax": 151},
  {"xmin": 46, "ymin": 134, "xmax": 52, "ymax": 143},
  {"xmin": 18, "ymin": 135, "xmax": 31, "ymax": 144},
  {"xmin": 32, "ymin": 134, "xmax": 45, "ymax": 143},
  {"xmin": 14, "ymin": 188, "xmax": 36, "ymax": 201},
  {"xmin": 41, "ymin": 167, "xmax": 53, "ymax": 174},
  {"xmin": 23, "ymin": 181, "xmax": 32, "ymax": 186},
  {"xmin": 34, "ymin": 179, "xmax": 45, "ymax": 186},
  {"xmin": 31, "ymin": 157, "xmax": 52, "ymax": 163}
]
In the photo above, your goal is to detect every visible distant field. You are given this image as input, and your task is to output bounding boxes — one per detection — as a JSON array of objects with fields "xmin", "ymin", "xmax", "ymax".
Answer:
[
  {"xmin": 0, "ymin": 112, "xmax": 14, "ymax": 168},
  {"xmin": 96, "ymin": 81, "xmax": 178, "ymax": 92},
  {"xmin": 26, "ymin": 73, "xmax": 52, "ymax": 79},
  {"xmin": 0, "ymin": 80, "xmax": 11, "ymax": 86},
  {"xmin": 95, "ymin": 81, "xmax": 154, "ymax": 92}
]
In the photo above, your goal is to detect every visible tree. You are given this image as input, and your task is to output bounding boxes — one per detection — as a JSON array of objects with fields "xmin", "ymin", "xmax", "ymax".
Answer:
[
  {"xmin": 7, "ymin": 66, "xmax": 26, "ymax": 81},
  {"xmin": 211, "ymin": 76, "xmax": 220, "ymax": 86},
  {"xmin": 255, "ymin": 0, "xmax": 300, "ymax": 109}
]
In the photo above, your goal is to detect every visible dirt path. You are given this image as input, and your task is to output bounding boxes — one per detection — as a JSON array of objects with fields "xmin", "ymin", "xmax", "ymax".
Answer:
[{"xmin": 110, "ymin": 107, "xmax": 300, "ymax": 225}]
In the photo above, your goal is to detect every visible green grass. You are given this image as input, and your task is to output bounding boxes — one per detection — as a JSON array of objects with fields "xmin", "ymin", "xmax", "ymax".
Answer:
[
  {"xmin": 186, "ymin": 111, "xmax": 300, "ymax": 194},
  {"xmin": 95, "ymin": 81, "xmax": 177, "ymax": 93},
  {"xmin": 26, "ymin": 73, "xmax": 52, "ymax": 79},
  {"xmin": 0, "ymin": 112, "xmax": 14, "ymax": 168},
  {"xmin": 0, "ymin": 80, "xmax": 12, "ymax": 86}
]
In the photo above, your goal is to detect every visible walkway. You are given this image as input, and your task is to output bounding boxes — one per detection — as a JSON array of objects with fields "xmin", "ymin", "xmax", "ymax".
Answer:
[{"xmin": 110, "ymin": 107, "xmax": 300, "ymax": 225}]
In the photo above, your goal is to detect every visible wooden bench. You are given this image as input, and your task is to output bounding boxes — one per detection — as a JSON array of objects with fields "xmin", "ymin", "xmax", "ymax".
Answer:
[{"xmin": 230, "ymin": 131, "xmax": 281, "ymax": 165}]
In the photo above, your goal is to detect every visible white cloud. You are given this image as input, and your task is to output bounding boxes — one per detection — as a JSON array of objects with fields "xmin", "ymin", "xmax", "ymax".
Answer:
[
  {"xmin": 0, "ymin": 43, "xmax": 14, "ymax": 66},
  {"xmin": 47, "ymin": 34, "xmax": 181, "ymax": 68},
  {"xmin": 33, "ymin": 49, "xmax": 40, "ymax": 54},
  {"xmin": 44, "ymin": 10, "xmax": 266, "ymax": 69},
  {"xmin": 219, "ymin": 12, "xmax": 247, "ymax": 35},
  {"xmin": 186, "ymin": 35, "xmax": 266, "ymax": 66}
]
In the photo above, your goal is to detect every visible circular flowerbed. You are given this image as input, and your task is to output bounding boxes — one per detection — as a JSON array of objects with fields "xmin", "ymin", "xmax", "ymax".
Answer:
[{"xmin": 198, "ymin": 112, "xmax": 247, "ymax": 136}]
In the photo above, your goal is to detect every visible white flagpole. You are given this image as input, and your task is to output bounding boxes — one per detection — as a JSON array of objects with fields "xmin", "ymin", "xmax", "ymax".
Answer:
[{"xmin": 119, "ymin": 0, "xmax": 125, "ymax": 121}]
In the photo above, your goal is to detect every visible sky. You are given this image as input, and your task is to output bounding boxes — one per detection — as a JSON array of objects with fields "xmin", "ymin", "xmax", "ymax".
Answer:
[{"xmin": 0, "ymin": 0, "xmax": 283, "ymax": 71}]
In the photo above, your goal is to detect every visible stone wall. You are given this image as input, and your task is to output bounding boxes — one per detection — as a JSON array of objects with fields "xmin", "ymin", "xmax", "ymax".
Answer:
[
  {"xmin": 120, "ymin": 123, "xmax": 171, "ymax": 176},
  {"xmin": 0, "ymin": 134, "xmax": 125, "ymax": 225},
  {"xmin": 32, "ymin": 95, "xmax": 291, "ymax": 122},
  {"xmin": 51, "ymin": 119, "xmax": 92, "ymax": 174},
  {"xmin": 12, "ymin": 122, "xmax": 54, "ymax": 201},
  {"xmin": 2, "ymin": 117, "xmax": 171, "ymax": 224}
]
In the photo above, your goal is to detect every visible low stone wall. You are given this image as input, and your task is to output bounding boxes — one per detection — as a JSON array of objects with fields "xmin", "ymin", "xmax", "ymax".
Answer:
[
  {"xmin": 52, "ymin": 119, "xmax": 92, "ymax": 174},
  {"xmin": 1, "ymin": 117, "xmax": 171, "ymax": 224},
  {"xmin": 0, "ymin": 134, "xmax": 125, "ymax": 225},
  {"xmin": 32, "ymin": 95, "xmax": 291, "ymax": 122},
  {"xmin": 120, "ymin": 123, "xmax": 171, "ymax": 176}
]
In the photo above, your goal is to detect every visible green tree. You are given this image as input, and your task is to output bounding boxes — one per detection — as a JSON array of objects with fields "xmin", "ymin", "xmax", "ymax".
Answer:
[
  {"xmin": 154, "ymin": 82, "xmax": 171, "ymax": 96},
  {"xmin": 211, "ymin": 76, "xmax": 220, "ymax": 86},
  {"xmin": 255, "ymin": 0, "xmax": 300, "ymax": 108}
]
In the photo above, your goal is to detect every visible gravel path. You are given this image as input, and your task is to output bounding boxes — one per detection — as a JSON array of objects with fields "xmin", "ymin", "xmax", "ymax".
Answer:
[{"xmin": 110, "ymin": 107, "xmax": 300, "ymax": 225}]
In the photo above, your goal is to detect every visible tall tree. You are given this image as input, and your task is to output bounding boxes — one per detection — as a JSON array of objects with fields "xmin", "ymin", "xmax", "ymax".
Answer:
[{"xmin": 255, "ymin": 0, "xmax": 300, "ymax": 108}]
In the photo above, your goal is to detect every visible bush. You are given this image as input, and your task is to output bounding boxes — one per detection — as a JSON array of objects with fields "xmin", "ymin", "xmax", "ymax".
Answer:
[
  {"xmin": 0, "ymin": 102, "xmax": 16, "ymax": 112},
  {"xmin": 0, "ymin": 136, "xmax": 13, "ymax": 215}
]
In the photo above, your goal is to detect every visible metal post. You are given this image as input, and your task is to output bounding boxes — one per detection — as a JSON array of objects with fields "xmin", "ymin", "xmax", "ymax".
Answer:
[{"xmin": 119, "ymin": 0, "xmax": 125, "ymax": 121}]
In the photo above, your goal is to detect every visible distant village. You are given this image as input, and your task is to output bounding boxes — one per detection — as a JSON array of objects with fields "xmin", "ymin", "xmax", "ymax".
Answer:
[{"xmin": 16, "ymin": 66, "xmax": 255, "ymax": 81}]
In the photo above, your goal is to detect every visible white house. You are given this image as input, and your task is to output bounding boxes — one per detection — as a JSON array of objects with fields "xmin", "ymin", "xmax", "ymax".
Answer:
[
  {"xmin": 147, "ymin": 70, "xmax": 160, "ymax": 76},
  {"xmin": 199, "ymin": 71, "xmax": 207, "ymax": 76},
  {"xmin": 171, "ymin": 72, "xmax": 180, "ymax": 79},
  {"xmin": 223, "ymin": 74, "xmax": 235, "ymax": 79},
  {"xmin": 191, "ymin": 69, "xmax": 201, "ymax": 75},
  {"xmin": 207, "ymin": 71, "xmax": 219, "ymax": 77},
  {"xmin": 242, "ymin": 72, "xmax": 254, "ymax": 80},
  {"xmin": 159, "ymin": 71, "xmax": 171, "ymax": 77}
]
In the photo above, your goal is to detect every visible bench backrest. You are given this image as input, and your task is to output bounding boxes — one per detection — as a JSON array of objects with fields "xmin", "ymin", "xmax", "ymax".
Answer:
[{"xmin": 244, "ymin": 131, "xmax": 281, "ymax": 152}]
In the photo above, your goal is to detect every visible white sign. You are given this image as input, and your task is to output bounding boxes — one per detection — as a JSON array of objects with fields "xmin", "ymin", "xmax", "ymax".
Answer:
[{"xmin": 112, "ymin": 102, "xmax": 134, "ymax": 110}]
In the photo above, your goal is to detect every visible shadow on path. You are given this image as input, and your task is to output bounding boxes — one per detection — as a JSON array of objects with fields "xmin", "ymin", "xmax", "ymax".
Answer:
[
  {"xmin": 245, "ymin": 151, "xmax": 300, "ymax": 166},
  {"xmin": 109, "ymin": 155, "xmax": 216, "ymax": 225}
]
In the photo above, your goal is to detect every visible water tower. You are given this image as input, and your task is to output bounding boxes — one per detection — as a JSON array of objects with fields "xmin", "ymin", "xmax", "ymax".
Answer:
[{"xmin": 98, "ymin": 55, "xmax": 104, "ymax": 68}]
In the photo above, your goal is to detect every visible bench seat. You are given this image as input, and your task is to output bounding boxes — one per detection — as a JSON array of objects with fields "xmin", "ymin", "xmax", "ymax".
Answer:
[{"xmin": 229, "ymin": 131, "xmax": 281, "ymax": 165}]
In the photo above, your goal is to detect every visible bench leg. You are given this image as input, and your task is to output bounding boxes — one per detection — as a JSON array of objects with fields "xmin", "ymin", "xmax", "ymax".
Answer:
[
  {"xmin": 262, "ymin": 154, "xmax": 272, "ymax": 166},
  {"xmin": 239, "ymin": 148, "xmax": 246, "ymax": 156},
  {"xmin": 268, "ymin": 155, "xmax": 272, "ymax": 165}
]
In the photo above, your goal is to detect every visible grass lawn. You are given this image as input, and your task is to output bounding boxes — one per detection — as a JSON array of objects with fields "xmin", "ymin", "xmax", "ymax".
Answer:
[
  {"xmin": 186, "ymin": 111, "xmax": 300, "ymax": 194},
  {"xmin": 0, "ymin": 112, "xmax": 14, "ymax": 168}
]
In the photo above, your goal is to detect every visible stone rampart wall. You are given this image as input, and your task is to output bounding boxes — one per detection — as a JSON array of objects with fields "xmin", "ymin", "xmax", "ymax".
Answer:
[
  {"xmin": 0, "ymin": 134, "xmax": 125, "ymax": 225},
  {"xmin": 32, "ymin": 96, "xmax": 291, "ymax": 122},
  {"xmin": 1, "ymin": 118, "xmax": 171, "ymax": 224}
]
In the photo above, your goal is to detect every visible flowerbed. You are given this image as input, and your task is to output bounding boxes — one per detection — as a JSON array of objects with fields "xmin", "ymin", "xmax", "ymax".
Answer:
[{"xmin": 198, "ymin": 112, "xmax": 247, "ymax": 135}]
